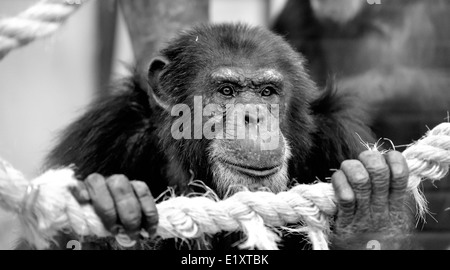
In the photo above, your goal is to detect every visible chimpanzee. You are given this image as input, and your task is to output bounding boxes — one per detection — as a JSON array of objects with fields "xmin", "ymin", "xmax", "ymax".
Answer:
[{"xmin": 43, "ymin": 23, "xmax": 413, "ymax": 250}]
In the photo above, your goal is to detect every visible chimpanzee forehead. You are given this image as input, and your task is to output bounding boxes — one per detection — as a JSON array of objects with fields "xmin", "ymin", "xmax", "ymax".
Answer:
[
  {"xmin": 161, "ymin": 24, "xmax": 306, "ymax": 86},
  {"xmin": 209, "ymin": 67, "xmax": 284, "ymax": 86}
]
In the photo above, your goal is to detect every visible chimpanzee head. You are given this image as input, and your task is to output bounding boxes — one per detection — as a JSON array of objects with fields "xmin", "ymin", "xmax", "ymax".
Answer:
[{"xmin": 148, "ymin": 24, "xmax": 318, "ymax": 197}]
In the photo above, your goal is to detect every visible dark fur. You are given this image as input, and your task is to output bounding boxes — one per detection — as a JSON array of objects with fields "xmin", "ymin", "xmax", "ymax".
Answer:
[{"xmin": 44, "ymin": 24, "xmax": 374, "ymax": 249}]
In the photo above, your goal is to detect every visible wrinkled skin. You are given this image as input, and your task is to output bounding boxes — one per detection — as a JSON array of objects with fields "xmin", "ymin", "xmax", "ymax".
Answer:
[{"xmin": 330, "ymin": 150, "xmax": 412, "ymax": 249}]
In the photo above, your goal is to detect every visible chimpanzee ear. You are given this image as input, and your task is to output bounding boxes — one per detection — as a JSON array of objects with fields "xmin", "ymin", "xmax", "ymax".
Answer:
[
  {"xmin": 148, "ymin": 56, "xmax": 170, "ymax": 110},
  {"xmin": 148, "ymin": 56, "xmax": 169, "ymax": 92}
]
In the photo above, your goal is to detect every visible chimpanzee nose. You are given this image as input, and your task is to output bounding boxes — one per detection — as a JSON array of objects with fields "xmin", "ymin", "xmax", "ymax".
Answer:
[{"xmin": 245, "ymin": 111, "xmax": 262, "ymax": 125}]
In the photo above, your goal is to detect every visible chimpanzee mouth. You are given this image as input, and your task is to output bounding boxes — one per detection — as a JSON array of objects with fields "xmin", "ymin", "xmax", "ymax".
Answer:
[{"xmin": 219, "ymin": 159, "xmax": 281, "ymax": 178}]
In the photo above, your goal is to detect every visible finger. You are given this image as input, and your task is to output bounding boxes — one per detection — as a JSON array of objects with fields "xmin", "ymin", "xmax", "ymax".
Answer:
[
  {"xmin": 358, "ymin": 151, "xmax": 390, "ymax": 214},
  {"xmin": 131, "ymin": 181, "xmax": 159, "ymax": 236},
  {"xmin": 340, "ymin": 159, "xmax": 371, "ymax": 218},
  {"xmin": 331, "ymin": 170, "xmax": 355, "ymax": 227},
  {"xmin": 385, "ymin": 151, "xmax": 409, "ymax": 212},
  {"xmin": 106, "ymin": 175, "xmax": 142, "ymax": 234},
  {"xmin": 70, "ymin": 181, "xmax": 91, "ymax": 204},
  {"xmin": 85, "ymin": 173, "xmax": 117, "ymax": 232}
]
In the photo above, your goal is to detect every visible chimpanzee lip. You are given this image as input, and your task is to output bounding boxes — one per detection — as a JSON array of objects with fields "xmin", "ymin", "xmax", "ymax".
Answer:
[{"xmin": 219, "ymin": 159, "xmax": 281, "ymax": 177}]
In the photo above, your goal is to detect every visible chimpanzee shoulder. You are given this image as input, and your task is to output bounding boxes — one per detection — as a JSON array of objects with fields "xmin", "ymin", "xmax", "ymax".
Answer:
[
  {"xmin": 294, "ymin": 83, "xmax": 375, "ymax": 183},
  {"xmin": 44, "ymin": 75, "xmax": 170, "ymax": 195}
]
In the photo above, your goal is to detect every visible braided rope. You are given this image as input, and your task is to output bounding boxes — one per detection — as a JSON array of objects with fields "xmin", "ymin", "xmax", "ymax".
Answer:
[
  {"xmin": 0, "ymin": 0, "xmax": 84, "ymax": 60},
  {"xmin": 1, "ymin": 122, "xmax": 450, "ymax": 250}
]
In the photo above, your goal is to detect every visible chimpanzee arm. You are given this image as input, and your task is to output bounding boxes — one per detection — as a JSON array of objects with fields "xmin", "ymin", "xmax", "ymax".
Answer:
[
  {"xmin": 44, "ymin": 77, "xmax": 168, "ymax": 194},
  {"xmin": 306, "ymin": 86, "xmax": 415, "ymax": 250}
]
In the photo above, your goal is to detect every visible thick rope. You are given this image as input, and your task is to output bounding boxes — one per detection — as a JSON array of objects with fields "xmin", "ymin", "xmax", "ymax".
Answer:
[
  {"xmin": 1, "ymin": 122, "xmax": 450, "ymax": 250},
  {"xmin": 0, "ymin": 0, "xmax": 84, "ymax": 60}
]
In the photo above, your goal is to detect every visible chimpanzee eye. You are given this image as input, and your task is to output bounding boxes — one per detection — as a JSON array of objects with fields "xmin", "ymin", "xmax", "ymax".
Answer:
[
  {"xmin": 261, "ymin": 86, "xmax": 276, "ymax": 97},
  {"xmin": 218, "ymin": 86, "xmax": 234, "ymax": 96}
]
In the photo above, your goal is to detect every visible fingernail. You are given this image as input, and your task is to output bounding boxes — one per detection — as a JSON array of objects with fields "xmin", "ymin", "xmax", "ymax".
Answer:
[
  {"xmin": 115, "ymin": 233, "xmax": 137, "ymax": 248},
  {"xmin": 79, "ymin": 189, "xmax": 90, "ymax": 201}
]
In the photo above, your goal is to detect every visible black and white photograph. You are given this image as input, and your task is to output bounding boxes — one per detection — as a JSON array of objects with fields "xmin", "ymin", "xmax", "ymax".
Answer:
[{"xmin": 0, "ymin": 0, "xmax": 449, "ymax": 256}]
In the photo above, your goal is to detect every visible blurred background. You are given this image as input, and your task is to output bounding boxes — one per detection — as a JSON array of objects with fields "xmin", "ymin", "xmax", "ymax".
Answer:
[{"xmin": 0, "ymin": 0, "xmax": 449, "ymax": 249}]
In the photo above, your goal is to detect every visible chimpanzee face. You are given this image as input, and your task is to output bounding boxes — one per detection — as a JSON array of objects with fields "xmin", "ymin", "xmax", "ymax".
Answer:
[
  {"xmin": 198, "ymin": 65, "xmax": 291, "ymax": 196},
  {"xmin": 149, "ymin": 24, "xmax": 315, "ymax": 197}
]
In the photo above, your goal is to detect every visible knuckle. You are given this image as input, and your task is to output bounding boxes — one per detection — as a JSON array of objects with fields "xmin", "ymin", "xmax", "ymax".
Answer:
[
  {"xmin": 338, "ymin": 192, "xmax": 355, "ymax": 205},
  {"xmin": 386, "ymin": 151, "xmax": 409, "ymax": 179},
  {"xmin": 107, "ymin": 175, "xmax": 131, "ymax": 194},
  {"xmin": 85, "ymin": 173, "xmax": 106, "ymax": 185},
  {"xmin": 86, "ymin": 173, "xmax": 105, "ymax": 179},
  {"xmin": 390, "ymin": 162, "xmax": 409, "ymax": 180},
  {"xmin": 116, "ymin": 195, "xmax": 140, "ymax": 212},
  {"xmin": 367, "ymin": 162, "xmax": 389, "ymax": 176},
  {"xmin": 331, "ymin": 171, "xmax": 355, "ymax": 203},
  {"xmin": 131, "ymin": 181, "xmax": 151, "ymax": 197},
  {"xmin": 387, "ymin": 150, "xmax": 404, "ymax": 159},
  {"xmin": 360, "ymin": 152, "xmax": 389, "ymax": 175},
  {"xmin": 108, "ymin": 174, "xmax": 129, "ymax": 183},
  {"xmin": 358, "ymin": 150, "xmax": 381, "ymax": 161},
  {"xmin": 352, "ymin": 170, "xmax": 370, "ymax": 185},
  {"xmin": 341, "ymin": 160, "xmax": 370, "ymax": 185},
  {"xmin": 340, "ymin": 159, "xmax": 360, "ymax": 171},
  {"xmin": 331, "ymin": 170, "xmax": 345, "ymax": 185}
]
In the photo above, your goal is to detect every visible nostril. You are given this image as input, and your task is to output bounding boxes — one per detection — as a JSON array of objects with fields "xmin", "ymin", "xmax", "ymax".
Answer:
[
  {"xmin": 245, "ymin": 114, "xmax": 250, "ymax": 125},
  {"xmin": 245, "ymin": 113, "xmax": 259, "ymax": 125}
]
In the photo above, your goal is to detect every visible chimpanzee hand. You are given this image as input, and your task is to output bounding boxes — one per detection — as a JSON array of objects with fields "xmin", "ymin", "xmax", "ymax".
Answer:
[
  {"xmin": 330, "ymin": 150, "xmax": 413, "ymax": 250},
  {"xmin": 72, "ymin": 174, "xmax": 159, "ymax": 242}
]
